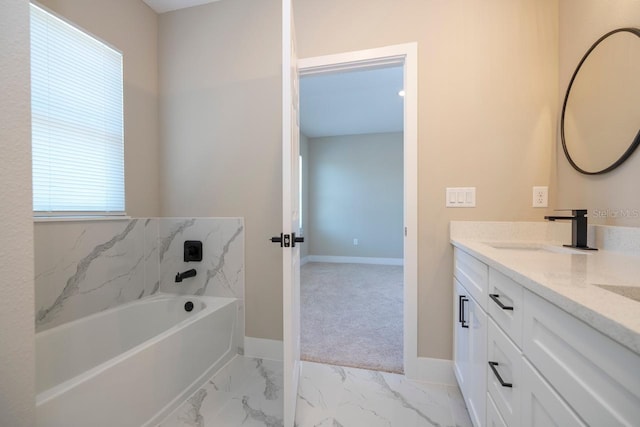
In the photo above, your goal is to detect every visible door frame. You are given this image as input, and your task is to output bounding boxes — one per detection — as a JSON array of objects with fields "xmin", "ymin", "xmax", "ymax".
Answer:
[{"xmin": 298, "ymin": 42, "xmax": 419, "ymax": 378}]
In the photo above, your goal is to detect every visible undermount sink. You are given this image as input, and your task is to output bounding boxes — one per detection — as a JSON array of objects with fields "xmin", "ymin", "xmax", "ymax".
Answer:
[
  {"xmin": 595, "ymin": 284, "xmax": 640, "ymax": 303},
  {"xmin": 484, "ymin": 242, "xmax": 590, "ymax": 255}
]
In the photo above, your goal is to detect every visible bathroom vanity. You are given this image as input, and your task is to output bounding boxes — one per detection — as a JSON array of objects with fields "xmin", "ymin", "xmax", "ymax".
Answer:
[{"xmin": 450, "ymin": 222, "xmax": 640, "ymax": 427}]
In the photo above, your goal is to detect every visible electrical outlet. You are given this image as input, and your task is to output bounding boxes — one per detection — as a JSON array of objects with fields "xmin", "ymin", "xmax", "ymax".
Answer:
[
  {"xmin": 533, "ymin": 186, "xmax": 548, "ymax": 208},
  {"xmin": 353, "ymin": 238, "xmax": 359, "ymax": 246}
]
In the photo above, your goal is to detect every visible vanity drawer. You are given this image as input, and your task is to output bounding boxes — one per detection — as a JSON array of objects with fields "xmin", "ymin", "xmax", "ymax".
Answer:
[
  {"xmin": 523, "ymin": 290, "xmax": 640, "ymax": 426},
  {"xmin": 454, "ymin": 248, "xmax": 489, "ymax": 310},
  {"xmin": 487, "ymin": 319, "xmax": 522, "ymax": 427},
  {"xmin": 521, "ymin": 358, "xmax": 585, "ymax": 427},
  {"xmin": 488, "ymin": 269, "xmax": 523, "ymax": 347},
  {"xmin": 487, "ymin": 393, "xmax": 508, "ymax": 427}
]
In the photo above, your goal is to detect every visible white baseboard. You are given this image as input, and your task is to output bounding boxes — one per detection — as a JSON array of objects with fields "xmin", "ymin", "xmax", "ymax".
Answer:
[
  {"xmin": 306, "ymin": 255, "xmax": 403, "ymax": 266},
  {"xmin": 244, "ymin": 337, "xmax": 283, "ymax": 361},
  {"xmin": 301, "ymin": 256, "xmax": 310, "ymax": 266},
  {"xmin": 406, "ymin": 357, "xmax": 456, "ymax": 386}
]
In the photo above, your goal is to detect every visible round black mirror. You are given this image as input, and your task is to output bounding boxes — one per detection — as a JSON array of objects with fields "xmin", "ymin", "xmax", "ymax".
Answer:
[{"xmin": 561, "ymin": 27, "xmax": 640, "ymax": 175}]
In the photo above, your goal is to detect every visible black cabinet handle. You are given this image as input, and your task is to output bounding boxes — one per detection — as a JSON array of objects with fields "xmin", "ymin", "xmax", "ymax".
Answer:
[
  {"xmin": 489, "ymin": 294, "xmax": 513, "ymax": 311},
  {"xmin": 488, "ymin": 361, "xmax": 512, "ymax": 388},
  {"xmin": 459, "ymin": 295, "xmax": 469, "ymax": 328}
]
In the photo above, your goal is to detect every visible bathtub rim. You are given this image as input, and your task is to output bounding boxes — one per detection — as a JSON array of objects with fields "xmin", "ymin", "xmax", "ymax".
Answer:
[
  {"xmin": 36, "ymin": 292, "xmax": 220, "ymax": 338},
  {"xmin": 36, "ymin": 293, "xmax": 237, "ymax": 406}
]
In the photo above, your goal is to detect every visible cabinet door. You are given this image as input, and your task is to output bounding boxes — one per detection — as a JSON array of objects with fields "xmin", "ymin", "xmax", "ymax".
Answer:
[
  {"xmin": 521, "ymin": 359, "xmax": 585, "ymax": 427},
  {"xmin": 454, "ymin": 279, "xmax": 487, "ymax": 427}
]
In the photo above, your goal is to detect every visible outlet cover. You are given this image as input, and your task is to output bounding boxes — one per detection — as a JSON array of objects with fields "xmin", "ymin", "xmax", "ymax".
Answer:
[{"xmin": 533, "ymin": 186, "xmax": 548, "ymax": 208}]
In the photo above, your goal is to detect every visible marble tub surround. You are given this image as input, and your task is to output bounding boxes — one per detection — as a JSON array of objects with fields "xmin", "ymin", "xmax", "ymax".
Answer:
[
  {"xmin": 158, "ymin": 217, "xmax": 245, "ymax": 354},
  {"xmin": 34, "ymin": 217, "xmax": 245, "ymax": 344},
  {"xmin": 35, "ymin": 219, "xmax": 154, "ymax": 331},
  {"xmin": 158, "ymin": 356, "xmax": 284, "ymax": 427},
  {"xmin": 295, "ymin": 361, "xmax": 472, "ymax": 427},
  {"xmin": 450, "ymin": 221, "xmax": 640, "ymax": 355},
  {"xmin": 158, "ymin": 218, "xmax": 244, "ymax": 299}
]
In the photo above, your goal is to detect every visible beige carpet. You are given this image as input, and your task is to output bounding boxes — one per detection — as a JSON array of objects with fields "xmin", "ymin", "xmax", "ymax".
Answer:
[{"xmin": 300, "ymin": 262, "xmax": 403, "ymax": 373}]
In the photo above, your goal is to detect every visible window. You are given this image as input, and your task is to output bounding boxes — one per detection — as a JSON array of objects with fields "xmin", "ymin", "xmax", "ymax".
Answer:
[{"xmin": 30, "ymin": 3, "xmax": 125, "ymax": 215}]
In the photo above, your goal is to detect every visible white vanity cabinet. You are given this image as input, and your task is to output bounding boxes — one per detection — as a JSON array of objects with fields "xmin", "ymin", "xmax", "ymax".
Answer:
[{"xmin": 452, "ymin": 246, "xmax": 640, "ymax": 427}]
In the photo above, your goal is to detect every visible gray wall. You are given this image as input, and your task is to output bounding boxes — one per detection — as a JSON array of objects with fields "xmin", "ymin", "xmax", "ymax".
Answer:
[
  {"xmin": 158, "ymin": 0, "xmax": 284, "ymax": 341},
  {"xmin": 307, "ymin": 133, "xmax": 403, "ymax": 259},
  {"xmin": 0, "ymin": 0, "xmax": 35, "ymax": 424}
]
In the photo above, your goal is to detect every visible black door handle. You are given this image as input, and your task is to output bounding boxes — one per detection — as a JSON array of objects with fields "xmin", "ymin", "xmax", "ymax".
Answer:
[
  {"xmin": 292, "ymin": 232, "xmax": 304, "ymax": 247},
  {"xmin": 270, "ymin": 233, "xmax": 284, "ymax": 247}
]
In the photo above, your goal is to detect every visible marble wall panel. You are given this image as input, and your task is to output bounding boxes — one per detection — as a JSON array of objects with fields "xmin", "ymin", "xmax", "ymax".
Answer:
[
  {"xmin": 158, "ymin": 218, "xmax": 244, "ymax": 298},
  {"xmin": 34, "ymin": 219, "xmax": 147, "ymax": 331}
]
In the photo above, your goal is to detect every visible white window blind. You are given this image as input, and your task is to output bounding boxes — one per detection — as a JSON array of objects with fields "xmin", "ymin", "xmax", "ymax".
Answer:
[{"xmin": 30, "ymin": 3, "xmax": 125, "ymax": 215}]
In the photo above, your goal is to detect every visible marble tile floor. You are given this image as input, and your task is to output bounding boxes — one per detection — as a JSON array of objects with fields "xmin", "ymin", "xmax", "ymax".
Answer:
[
  {"xmin": 296, "ymin": 361, "xmax": 473, "ymax": 427},
  {"xmin": 159, "ymin": 356, "xmax": 472, "ymax": 427},
  {"xmin": 158, "ymin": 356, "xmax": 285, "ymax": 427}
]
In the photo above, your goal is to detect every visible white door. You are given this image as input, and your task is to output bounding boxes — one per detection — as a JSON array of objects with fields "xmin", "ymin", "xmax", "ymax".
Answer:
[{"xmin": 282, "ymin": 0, "xmax": 300, "ymax": 426}]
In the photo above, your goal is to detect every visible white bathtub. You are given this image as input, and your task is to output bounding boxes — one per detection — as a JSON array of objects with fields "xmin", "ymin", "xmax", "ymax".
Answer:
[{"xmin": 36, "ymin": 293, "xmax": 237, "ymax": 427}]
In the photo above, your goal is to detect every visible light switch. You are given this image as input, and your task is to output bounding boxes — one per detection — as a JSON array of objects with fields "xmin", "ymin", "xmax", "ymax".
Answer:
[{"xmin": 448, "ymin": 190, "xmax": 456, "ymax": 204}]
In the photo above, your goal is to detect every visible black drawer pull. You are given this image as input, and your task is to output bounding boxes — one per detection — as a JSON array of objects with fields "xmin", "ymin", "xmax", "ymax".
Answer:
[
  {"xmin": 459, "ymin": 295, "xmax": 469, "ymax": 328},
  {"xmin": 490, "ymin": 294, "xmax": 513, "ymax": 311},
  {"xmin": 489, "ymin": 361, "xmax": 512, "ymax": 388}
]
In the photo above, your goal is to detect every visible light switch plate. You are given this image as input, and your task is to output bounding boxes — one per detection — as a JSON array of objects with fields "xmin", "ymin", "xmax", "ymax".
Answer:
[{"xmin": 446, "ymin": 187, "xmax": 476, "ymax": 208}]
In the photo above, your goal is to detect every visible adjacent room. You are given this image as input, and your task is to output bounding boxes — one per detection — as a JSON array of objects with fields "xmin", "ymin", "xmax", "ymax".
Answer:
[{"xmin": 299, "ymin": 66, "xmax": 405, "ymax": 373}]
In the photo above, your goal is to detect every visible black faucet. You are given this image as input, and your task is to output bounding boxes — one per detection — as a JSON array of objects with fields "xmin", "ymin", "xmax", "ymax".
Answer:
[
  {"xmin": 544, "ymin": 209, "xmax": 597, "ymax": 250},
  {"xmin": 175, "ymin": 269, "xmax": 197, "ymax": 283}
]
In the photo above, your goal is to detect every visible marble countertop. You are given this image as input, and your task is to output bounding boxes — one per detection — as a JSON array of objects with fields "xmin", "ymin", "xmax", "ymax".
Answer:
[{"xmin": 450, "ymin": 237, "xmax": 640, "ymax": 355}]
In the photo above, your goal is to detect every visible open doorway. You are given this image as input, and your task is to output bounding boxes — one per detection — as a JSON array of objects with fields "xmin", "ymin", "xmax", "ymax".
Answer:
[{"xmin": 298, "ymin": 64, "xmax": 405, "ymax": 373}]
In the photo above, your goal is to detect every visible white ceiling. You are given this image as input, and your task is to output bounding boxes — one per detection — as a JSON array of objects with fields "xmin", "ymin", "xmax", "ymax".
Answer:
[
  {"xmin": 300, "ymin": 66, "xmax": 404, "ymax": 138},
  {"xmin": 142, "ymin": 0, "xmax": 221, "ymax": 14}
]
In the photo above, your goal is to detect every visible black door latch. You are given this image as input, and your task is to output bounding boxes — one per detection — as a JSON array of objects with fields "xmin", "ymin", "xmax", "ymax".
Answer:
[{"xmin": 270, "ymin": 233, "xmax": 304, "ymax": 248}]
